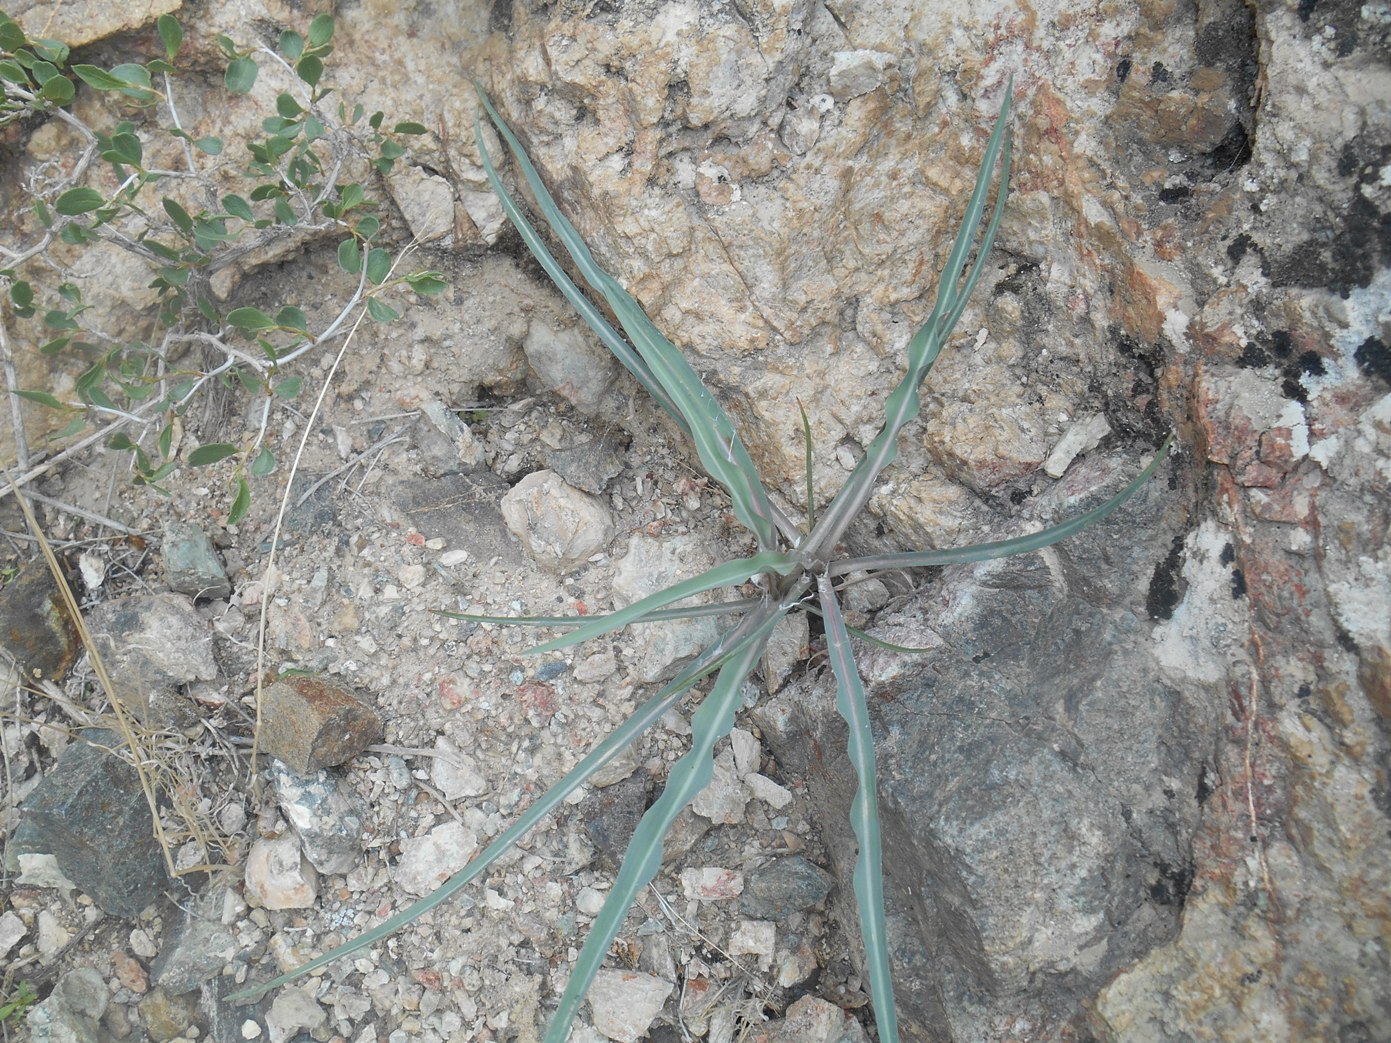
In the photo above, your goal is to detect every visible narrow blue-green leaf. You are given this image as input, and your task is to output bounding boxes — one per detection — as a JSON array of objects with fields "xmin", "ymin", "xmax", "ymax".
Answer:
[
  {"xmin": 830, "ymin": 434, "xmax": 1174, "ymax": 576},
  {"xmin": 544, "ymin": 629, "xmax": 773, "ymax": 1043},
  {"xmin": 844, "ymin": 625, "xmax": 938, "ymax": 654},
  {"xmin": 224, "ymin": 617, "xmax": 759, "ymax": 1006},
  {"xmin": 477, "ymin": 88, "xmax": 787, "ymax": 548},
  {"xmin": 526, "ymin": 550, "xmax": 798, "ymax": 655},
  {"xmin": 816, "ymin": 576, "xmax": 898, "ymax": 1043},
  {"xmin": 471, "ymin": 105, "xmax": 685, "ymax": 430},
  {"xmin": 805, "ymin": 84, "xmax": 1013, "ymax": 560},
  {"xmin": 437, "ymin": 597, "xmax": 760, "ymax": 630},
  {"xmin": 799, "ymin": 399, "xmax": 815, "ymax": 532},
  {"xmin": 11, "ymin": 388, "xmax": 64, "ymax": 409}
]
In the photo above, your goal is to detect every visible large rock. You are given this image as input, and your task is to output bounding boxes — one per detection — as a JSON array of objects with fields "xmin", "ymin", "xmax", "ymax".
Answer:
[
  {"xmin": 758, "ymin": 449, "xmax": 1204, "ymax": 1040},
  {"xmin": 447, "ymin": 1, "xmax": 1388, "ymax": 1039},
  {"xmin": 19, "ymin": 728, "xmax": 170, "ymax": 917},
  {"xmin": 85, "ymin": 593, "xmax": 219, "ymax": 726}
]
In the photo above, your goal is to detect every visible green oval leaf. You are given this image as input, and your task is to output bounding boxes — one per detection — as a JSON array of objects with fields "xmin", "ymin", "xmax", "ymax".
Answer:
[
  {"xmin": 366, "ymin": 297, "xmax": 399, "ymax": 323},
  {"xmin": 228, "ymin": 477, "xmax": 251, "ymax": 524},
  {"xmin": 54, "ymin": 187, "xmax": 105, "ymax": 215},
  {"xmin": 195, "ymin": 136, "xmax": 222, "ymax": 155},
  {"xmin": 365, "ymin": 247, "xmax": 391, "ymax": 286},
  {"xmin": 8, "ymin": 281, "xmax": 33, "ymax": 308},
  {"xmin": 274, "ymin": 306, "xmax": 307, "ymax": 331},
  {"xmin": 405, "ymin": 271, "xmax": 448, "ymax": 296},
  {"xmin": 187, "ymin": 442, "xmax": 239, "ymax": 466},
  {"xmin": 355, "ymin": 214, "xmax": 380, "ymax": 241},
  {"xmin": 157, "ymin": 14, "xmax": 182, "ymax": 59},
  {"xmin": 38, "ymin": 74, "xmax": 74, "ymax": 104},
  {"xmin": 273, "ymin": 375, "xmax": 303, "ymax": 398},
  {"xmin": 295, "ymin": 54, "xmax": 323, "ymax": 88},
  {"xmin": 307, "ymin": 13, "xmax": 335, "ymax": 48},
  {"xmin": 275, "ymin": 92, "xmax": 302, "ymax": 118},
  {"xmin": 161, "ymin": 197, "xmax": 193, "ymax": 232},
  {"xmin": 108, "ymin": 63, "xmax": 151, "ymax": 87},
  {"xmin": 394, "ymin": 121, "xmax": 428, "ymax": 135},
  {"xmin": 222, "ymin": 194, "xmax": 254, "ymax": 222},
  {"xmin": 337, "ymin": 238, "xmax": 361, "ymax": 274},
  {"xmin": 251, "ymin": 445, "xmax": 276, "ymax": 476},
  {"xmin": 0, "ymin": 18, "xmax": 27, "ymax": 52},
  {"xmin": 226, "ymin": 307, "xmax": 276, "ymax": 331},
  {"xmin": 278, "ymin": 30, "xmax": 304, "ymax": 61},
  {"xmin": 225, "ymin": 56, "xmax": 257, "ymax": 94}
]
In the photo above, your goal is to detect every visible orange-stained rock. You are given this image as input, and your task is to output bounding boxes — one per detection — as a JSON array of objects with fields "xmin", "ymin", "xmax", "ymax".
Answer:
[{"xmin": 257, "ymin": 676, "xmax": 382, "ymax": 775}]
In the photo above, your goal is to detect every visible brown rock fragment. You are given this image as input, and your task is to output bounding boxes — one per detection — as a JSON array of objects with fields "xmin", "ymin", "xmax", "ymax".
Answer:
[
  {"xmin": 257, "ymin": 677, "xmax": 382, "ymax": 774},
  {"xmin": 0, "ymin": 558, "xmax": 80, "ymax": 681}
]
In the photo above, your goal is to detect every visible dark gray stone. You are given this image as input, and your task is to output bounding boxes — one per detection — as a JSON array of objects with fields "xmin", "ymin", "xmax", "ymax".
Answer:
[
  {"xmin": 740, "ymin": 856, "xmax": 834, "ymax": 920},
  {"xmin": 150, "ymin": 885, "xmax": 238, "ymax": 995},
  {"xmin": 544, "ymin": 430, "xmax": 627, "ymax": 495},
  {"xmin": 19, "ymin": 728, "xmax": 169, "ymax": 917},
  {"xmin": 581, "ymin": 769, "xmax": 650, "ymax": 870},
  {"xmin": 161, "ymin": 521, "xmax": 231, "ymax": 600},
  {"xmin": 756, "ymin": 452, "xmax": 1216, "ymax": 1041},
  {"xmin": 386, "ymin": 471, "xmax": 525, "ymax": 568}
]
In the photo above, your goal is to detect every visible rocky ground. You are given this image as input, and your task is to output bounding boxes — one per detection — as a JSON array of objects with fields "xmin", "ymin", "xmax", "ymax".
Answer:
[
  {"xmin": 1, "ymin": 246, "xmax": 875, "ymax": 1043},
  {"xmin": 4, "ymin": 1, "xmax": 1389, "ymax": 1042}
]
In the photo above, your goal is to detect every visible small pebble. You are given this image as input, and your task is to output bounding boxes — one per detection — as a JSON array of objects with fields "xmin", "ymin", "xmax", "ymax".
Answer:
[
  {"xmin": 680, "ymin": 867, "xmax": 744, "ymax": 901},
  {"xmin": 576, "ymin": 886, "xmax": 608, "ymax": 917}
]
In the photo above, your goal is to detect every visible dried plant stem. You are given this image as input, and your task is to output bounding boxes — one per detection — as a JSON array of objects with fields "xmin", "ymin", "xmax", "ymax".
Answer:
[
  {"xmin": 250, "ymin": 243, "xmax": 418, "ymax": 783},
  {"xmin": 0, "ymin": 463, "xmax": 179, "ymax": 879}
]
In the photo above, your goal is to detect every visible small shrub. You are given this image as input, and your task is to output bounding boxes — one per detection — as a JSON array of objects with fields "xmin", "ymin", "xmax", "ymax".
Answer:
[
  {"xmin": 230, "ymin": 80, "xmax": 1172, "ymax": 1043},
  {"xmin": 0, "ymin": 11, "xmax": 445, "ymax": 519}
]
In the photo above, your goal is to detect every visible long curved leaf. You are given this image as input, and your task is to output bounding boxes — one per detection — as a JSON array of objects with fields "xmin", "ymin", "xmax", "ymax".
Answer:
[
  {"xmin": 829, "ymin": 434, "xmax": 1173, "ymax": 576},
  {"xmin": 472, "ymin": 107, "xmax": 685, "ymax": 428},
  {"xmin": 816, "ymin": 576, "xmax": 898, "ymax": 1043},
  {"xmin": 525, "ymin": 550, "xmax": 799, "ymax": 655},
  {"xmin": 476, "ymin": 88, "xmax": 790, "ymax": 550},
  {"xmin": 436, "ymin": 597, "xmax": 760, "ymax": 630},
  {"xmin": 803, "ymin": 83, "xmax": 1014, "ymax": 560},
  {"xmin": 543, "ymin": 613, "xmax": 781, "ymax": 1043}
]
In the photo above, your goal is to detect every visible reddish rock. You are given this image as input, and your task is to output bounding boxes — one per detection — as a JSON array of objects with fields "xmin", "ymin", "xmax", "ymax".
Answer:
[{"xmin": 257, "ymin": 677, "xmax": 382, "ymax": 774}]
